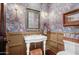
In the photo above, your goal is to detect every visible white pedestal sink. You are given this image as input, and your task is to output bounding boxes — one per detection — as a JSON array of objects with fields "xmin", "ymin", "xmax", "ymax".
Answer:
[{"xmin": 24, "ymin": 34, "xmax": 47, "ymax": 55}]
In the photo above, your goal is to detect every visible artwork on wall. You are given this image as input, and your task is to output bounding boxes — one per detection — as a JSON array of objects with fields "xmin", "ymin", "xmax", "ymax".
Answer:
[
  {"xmin": 63, "ymin": 9, "xmax": 79, "ymax": 26},
  {"xmin": 26, "ymin": 8, "xmax": 40, "ymax": 31}
]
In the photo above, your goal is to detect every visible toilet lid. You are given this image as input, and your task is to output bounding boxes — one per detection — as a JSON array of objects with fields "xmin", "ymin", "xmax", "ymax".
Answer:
[{"xmin": 57, "ymin": 51, "xmax": 74, "ymax": 55}]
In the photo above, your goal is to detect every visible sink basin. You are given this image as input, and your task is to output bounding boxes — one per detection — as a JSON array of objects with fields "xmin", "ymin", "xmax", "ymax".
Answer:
[
  {"xmin": 24, "ymin": 34, "xmax": 47, "ymax": 55},
  {"xmin": 24, "ymin": 34, "xmax": 47, "ymax": 43}
]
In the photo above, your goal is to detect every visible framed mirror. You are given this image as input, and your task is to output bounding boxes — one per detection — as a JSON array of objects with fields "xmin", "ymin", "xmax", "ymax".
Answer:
[
  {"xmin": 63, "ymin": 9, "xmax": 79, "ymax": 26},
  {"xmin": 26, "ymin": 8, "xmax": 40, "ymax": 31}
]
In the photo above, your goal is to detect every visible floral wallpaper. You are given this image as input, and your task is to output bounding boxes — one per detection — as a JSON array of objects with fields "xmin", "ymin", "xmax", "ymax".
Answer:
[
  {"xmin": 48, "ymin": 3, "xmax": 79, "ymax": 39},
  {"xmin": 6, "ymin": 3, "xmax": 48, "ymax": 32},
  {"xmin": 6, "ymin": 3, "xmax": 79, "ymax": 39},
  {"xmin": 6, "ymin": 3, "xmax": 26, "ymax": 32}
]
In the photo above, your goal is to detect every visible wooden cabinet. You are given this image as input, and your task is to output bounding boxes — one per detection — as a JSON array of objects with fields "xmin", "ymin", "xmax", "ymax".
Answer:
[
  {"xmin": 49, "ymin": 32, "xmax": 57, "ymax": 42},
  {"xmin": 47, "ymin": 32, "xmax": 64, "ymax": 54},
  {"xmin": 57, "ymin": 33, "xmax": 64, "ymax": 52},
  {"xmin": 8, "ymin": 45, "xmax": 25, "ymax": 55},
  {"xmin": 58, "ymin": 44, "xmax": 64, "ymax": 51},
  {"xmin": 6, "ymin": 32, "xmax": 42, "ymax": 55},
  {"xmin": 6, "ymin": 32, "xmax": 26, "ymax": 55}
]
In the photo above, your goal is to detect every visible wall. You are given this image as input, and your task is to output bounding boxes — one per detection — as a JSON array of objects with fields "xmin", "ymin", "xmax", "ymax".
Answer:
[
  {"xmin": 6, "ymin": 3, "xmax": 48, "ymax": 32},
  {"xmin": 48, "ymin": 3, "xmax": 79, "ymax": 39},
  {"xmin": 6, "ymin": 3, "xmax": 79, "ymax": 38}
]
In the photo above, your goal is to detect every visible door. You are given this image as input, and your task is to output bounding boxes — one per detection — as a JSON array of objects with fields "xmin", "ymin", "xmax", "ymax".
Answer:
[{"xmin": 0, "ymin": 3, "xmax": 6, "ymax": 55}]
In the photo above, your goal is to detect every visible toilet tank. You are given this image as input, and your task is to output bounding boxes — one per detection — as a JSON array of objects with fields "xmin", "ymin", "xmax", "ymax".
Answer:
[{"xmin": 63, "ymin": 40, "xmax": 79, "ymax": 54}]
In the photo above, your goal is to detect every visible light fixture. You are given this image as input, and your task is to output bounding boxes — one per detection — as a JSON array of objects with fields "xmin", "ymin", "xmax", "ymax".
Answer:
[
  {"xmin": 15, "ymin": 4, "xmax": 18, "ymax": 11},
  {"xmin": 41, "ymin": 12, "xmax": 48, "ymax": 19},
  {"xmin": 4, "ymin": 3, "xmax": 7, "ymax": 5},
  {"xmin": 14, "ymin": 4, "xmax": 18, "ymax": 21}
]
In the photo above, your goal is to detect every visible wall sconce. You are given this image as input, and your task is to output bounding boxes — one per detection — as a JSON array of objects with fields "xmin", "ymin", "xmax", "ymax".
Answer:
[
  {"xmin": 15, "ymin": 4, "xmax": 18, "ymax": 10},
  {"xmin": 4, "ymin": 3, "xmax": 7, "ymax": 5},
  {"xmin": 41, "ymin": 12, "xmax": 48, "ymax": 19},
  {"xmin": 44, "ymin": 12, "xmax": 48, "ymax": 17},
  {"xmin": 14, "ymin": 4, "xmax": 18, "ymax": 21}
]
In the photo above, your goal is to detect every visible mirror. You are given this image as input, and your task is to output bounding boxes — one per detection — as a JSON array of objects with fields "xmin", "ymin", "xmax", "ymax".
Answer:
[
  {"xmin": 26, "ymin": 8, "xmax": 40, "ymax": 31},
  {"xmin": 63, "ymin": 9, "xmax": 79, "ymax": 26}
]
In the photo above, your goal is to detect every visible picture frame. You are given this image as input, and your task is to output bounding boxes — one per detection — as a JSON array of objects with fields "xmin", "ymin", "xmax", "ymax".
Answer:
[
  {"xmin": 26, "ymin": 8, "xmax": 40, "ymax": 31},
  {"xmin": 63, "ymin": 9, "xmax": 79, "ymax": 26}
]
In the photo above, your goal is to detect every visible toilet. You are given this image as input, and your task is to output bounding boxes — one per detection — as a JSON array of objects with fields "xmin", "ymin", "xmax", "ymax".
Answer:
[{"xmin": 57, "ymin": 40, "xmax": 79, "ymax": 55}]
